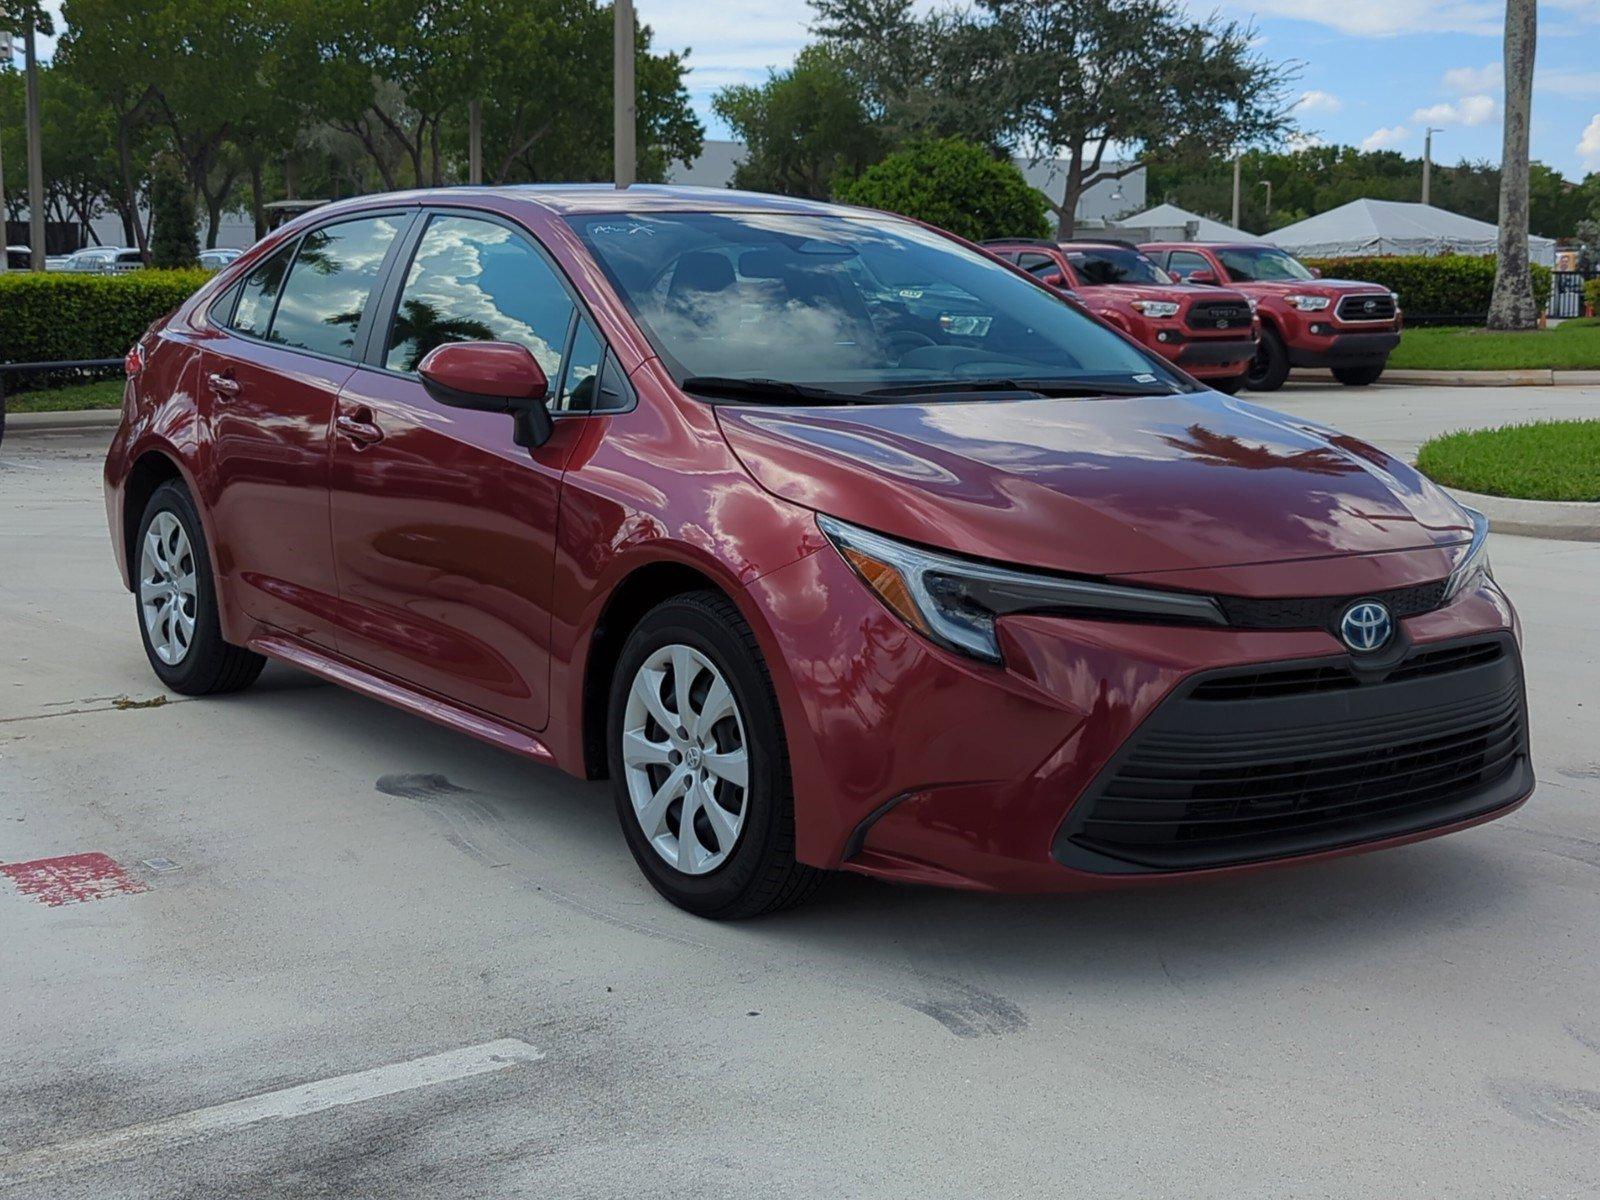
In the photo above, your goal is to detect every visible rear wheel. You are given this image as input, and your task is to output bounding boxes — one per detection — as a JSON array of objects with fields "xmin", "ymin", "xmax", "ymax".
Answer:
[
  {"xmin": 1245, "ymin": 327, "xmax": 1290, "ymax": 392},
  {"xmin": 134, "ymin": 481, "xmax": 265, "ymax": 695},
  {"xmin": 1333, "ymin": 364, "xmax": 1385, "ymax": 386},
  {"xmin": 607, "ymin": 591, "xmax": 823, "ymax": 918}
]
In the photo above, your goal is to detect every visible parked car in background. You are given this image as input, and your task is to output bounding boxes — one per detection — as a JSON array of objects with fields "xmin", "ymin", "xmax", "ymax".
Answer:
[
  {"xmin": 5, "ymin": 245, "xmax": 32, "ymax": 270},
  {"xmin": 1143, "ymin": 241, "xmax": 1402, "ymax": 391},
  {"xmin": 983, "ymin": 238, "xmax": 1258, "ymax": 393},
  {"xmin": 200, "ymin": 248, "xmax": 243, "ymax": 270},
  {"xmin": 53, "ymin": 246, "xmax": 120, "ymax": 272},
  {"xmin": 105, "ymin": 186, "xmax": 1527, "ymax": 918}
]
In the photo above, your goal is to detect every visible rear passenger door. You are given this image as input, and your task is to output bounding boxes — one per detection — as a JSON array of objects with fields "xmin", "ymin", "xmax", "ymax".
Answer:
[
  {"xmin": 202, "ymin": 212, "xmax": 411, "ymax": 648},
  {"xmin": 326, "ymin": 210, "xmax": 627, "ymax": 731}
]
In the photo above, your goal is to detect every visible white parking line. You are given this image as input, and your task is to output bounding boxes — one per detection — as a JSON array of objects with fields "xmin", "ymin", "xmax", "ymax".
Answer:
[{"xmin": 0, "ymin": 1038, "xmax": 543, "ymax": 1188}]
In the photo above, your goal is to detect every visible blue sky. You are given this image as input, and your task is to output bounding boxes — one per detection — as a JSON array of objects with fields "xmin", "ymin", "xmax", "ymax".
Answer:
[{"xmin": 17, "ymin": 0, "xmax": 1600, "ymax": 179}]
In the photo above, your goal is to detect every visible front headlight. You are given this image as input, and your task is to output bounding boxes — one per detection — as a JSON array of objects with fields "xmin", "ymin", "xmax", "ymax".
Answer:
[
  {"xmin": 1285, "ymin": 294, "xmax": 1331, "ymax": 311},
  {"xmin": 818, "ymin": 516, "xmax": 1226, "ymax": 663},
  {"xmin": 1130, "ymin": 299, "xmax": 1181, "ymax": 318},
  {"xmin": 1246, "ymin": 298, "xmax": 1259, "ymax": 314},
  {"xmin": 1443, "ymin": 507, "xmax": 1492, "ymax": 601}
]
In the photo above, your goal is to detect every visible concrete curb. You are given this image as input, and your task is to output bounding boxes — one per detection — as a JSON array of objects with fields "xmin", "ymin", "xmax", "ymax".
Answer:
[
  {"xmin": 1442, "ymin": 485, "xmax": 1600, "ymax": 542},
  {"xmin": 1291, "ymin": 368, "xmax": 1600, "ymax": 387},
  {"xmin": 3, "ymin": 408, "xmax": 123, "ymax": 435}
]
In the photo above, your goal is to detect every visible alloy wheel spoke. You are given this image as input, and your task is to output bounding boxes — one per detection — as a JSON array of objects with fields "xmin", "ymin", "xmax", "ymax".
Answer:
[
  {"xmin": 670, "ymin": 645, "xmax": 699, "ymax": 734},
  {"xmin": 635, "ymin": 665, "xmax": 678, "ymax": 735},
  {"xmin": 637, "ymin": 765, "xmax": 689, "ymax": 835},
  {"xmin": 697, "ymin": 676, "xmax": 736, "ymax": 735},
  {"xmin": 696, "ymin": 780, "xmax": 740, "ymax": 849},
  {"xmin": 702, "ymin": 748, "xmax": 747, "ymax": 789},
  {"xmin": 622, "ymin": 728, "xmax": 673, "ymax": 768},
  {"xmin": 675, "ymin": 781, "xmax": 705, "ymax": 871}
]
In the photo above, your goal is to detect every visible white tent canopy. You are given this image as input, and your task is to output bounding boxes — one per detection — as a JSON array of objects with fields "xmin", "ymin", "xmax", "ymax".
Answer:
[
  {"xmin": 1268, "ymin": 198, "xmax": 1556, "ymax": 266},
  {"xmin": 1116, "ymin": 203, "xmax": 1263, "ymax": 243}
]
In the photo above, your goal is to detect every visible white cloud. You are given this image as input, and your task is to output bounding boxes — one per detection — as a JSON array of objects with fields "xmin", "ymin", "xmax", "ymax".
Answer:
[
  {"xmin": 1294, "ymin": 89, "xmax": 1344, "ymax": 115},
  {"xmin": 1580, "ymin": 114, "xmax": 1600, "ymax": 169},
  {"xmin": 1443, "ymin": 63, "xmax": 1501, "ymax": 93},
  {"xmin": 1236, "ymin": 1, "xmax": 1502, "ymax": 38},
  {"xmin": 1411, "ymin": 94, "xmax": 1497, "ymax": 127},
  {"xmin": 1361, "ymin": 125, "xmax": 1411, "ymax": 151}
]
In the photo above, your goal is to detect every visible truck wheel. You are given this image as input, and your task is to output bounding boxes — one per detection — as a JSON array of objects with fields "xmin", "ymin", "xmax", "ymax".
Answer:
[
  {"xmin": 1245, "ymin": 328, "xmax": 1289, "ymax": 392},
  {"xmin": 1332, "ymin": 364, "xmax": 1385, "ymax": 387},
  {"xmin": 1210, "ymin": 373, "xmax": 1246, "ymax": 395}
]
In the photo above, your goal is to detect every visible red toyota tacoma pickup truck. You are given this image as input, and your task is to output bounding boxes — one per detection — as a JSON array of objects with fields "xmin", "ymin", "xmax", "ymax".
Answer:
[
  {"xmin": 1141, "ymin": 241, "xmax": 1403, "ymax": 392},
  {"xmin": 984, "ymin": 239, "xmax": 1258, "ymax": 393}
]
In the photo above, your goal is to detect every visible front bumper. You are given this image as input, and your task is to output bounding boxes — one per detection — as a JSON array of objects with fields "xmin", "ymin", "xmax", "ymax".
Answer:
[
  {"xmin": 745, "ymin": 546, "xmax": 1528, "ymax": 892},
  {"xmin": 1289, "ymin": 329, "xmax": 1401, "ymax": 368}
]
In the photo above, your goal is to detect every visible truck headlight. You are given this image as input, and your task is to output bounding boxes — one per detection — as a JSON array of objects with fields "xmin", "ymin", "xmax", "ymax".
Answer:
[
  {"xmin": 1285, "ymin": 294, "xmax": 1331, "ymax": 311},
  {"xmin": 818, "ymin": 516, "xmax": 1226, "ymax": 663},
  {"xmin": 1130, "ymin": 300, "xmax": 1181, "ymax": 318}
]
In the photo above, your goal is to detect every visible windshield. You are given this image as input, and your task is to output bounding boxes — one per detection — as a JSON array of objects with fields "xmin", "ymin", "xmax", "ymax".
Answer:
[
  {"xmin": 567, "ymin": 212, "xmax": 1183, "ymax": 397},
  {"xmin": 1217, "ymin": 246, "xmax": 1315, "ymax": 282},
  {"xmin": 1065, "ymin": 247, "xmax": 1172, "ymax": 286}
]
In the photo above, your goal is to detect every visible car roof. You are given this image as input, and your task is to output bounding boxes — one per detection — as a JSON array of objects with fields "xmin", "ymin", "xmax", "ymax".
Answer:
[{"xmin": 296, "ymin": 184, "xmax": 869, "ymax": 223}]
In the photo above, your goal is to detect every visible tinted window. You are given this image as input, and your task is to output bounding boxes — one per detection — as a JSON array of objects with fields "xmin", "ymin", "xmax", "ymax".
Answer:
[
  {"xmin": 230, "ymin": 244, "xmax": 296, "ymax": 337},
  {"xmin": 385, "ymin": 214, "xmax": 574, "ymax": 376},
  {"xmin": 1166, "ymin": 251, "xmax": 1213, "ymax": 281},
  {"xmin": 1064, "ymin": 247, "xmax": 1171, "ymax": 286},
  {"xmin": 268, "ymin": 216, "xmax": 403, "ymax": 359},
  {"xmin": 1216, "ymin": 246, "xmax": 1314, "ymax": 282},
  {"xmin": 1016, "ymin": 252, "xmax": 1059, "ymax": 279}
]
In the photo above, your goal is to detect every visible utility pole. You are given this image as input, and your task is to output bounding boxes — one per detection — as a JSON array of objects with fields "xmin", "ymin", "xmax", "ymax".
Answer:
[
  {"xmin": 0, "ymin": 129, "xmax": 8, "ymax": 274},
  {"xmin": 1258, "ymin": 178, "xmax": 1272, "ymax": 219},
  {"xmin": 24, "ymin": 11, "xmax": 45, "ymax": 270},
  {"xmin": 1231, "ymin": 155, "xmax": 1242, "ymax": 229},
  {"xmin": 613, "ymin": 0, "xmax": 635, "ymax": 188},
  {"xmin": 1422, "ymin": 127, "xmax": 1441, "ymax": 205},
  {"xmin": 468, "ymin": 99, "xmax": 483, "ymax": 185}
]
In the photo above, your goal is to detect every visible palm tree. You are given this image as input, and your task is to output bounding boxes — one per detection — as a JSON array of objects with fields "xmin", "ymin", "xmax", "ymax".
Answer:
[{"xmin": 1487, "ymin": 0, "xmax": 1538, "ymax": 331}]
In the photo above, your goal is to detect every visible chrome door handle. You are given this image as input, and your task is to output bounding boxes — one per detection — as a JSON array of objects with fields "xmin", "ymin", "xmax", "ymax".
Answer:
[
  {"xmin": 207, "ymin": 372, "xmax": 240, "ymax": 398},
  {"xmin": 335, "ymin": 413, "xmax": 384, "ymax": 447}
]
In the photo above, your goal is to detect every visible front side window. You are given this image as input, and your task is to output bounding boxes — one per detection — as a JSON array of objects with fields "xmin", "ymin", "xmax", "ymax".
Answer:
[
  {"xmin": 1064, "ymin": 247, "xmax": 1171, "ymax": 286},
  {"xmin": 1016, "ymin": 252, "xmax": 1060, "ymax": 279},
  {"xmin": 229, "ymin": 243, "xmax": 295, "ymax": 337},
  {"xmin": 384, "ymin": 214, "xmax": 574, "ymax": 377},
  {"xmin": 568, "ymin": 212, "xmax": 1178, "ymax": 396},
  {"xmin": 1217, "ymin": 246, "xmax": 1314, "ymax": 283},
  {"xmin": 267, "ymin": 216, "xmax": 403, "ymax": 359},
  {"xmin": 1165, "ymin": 251, "xmax": 1213, "ymax": 281}
]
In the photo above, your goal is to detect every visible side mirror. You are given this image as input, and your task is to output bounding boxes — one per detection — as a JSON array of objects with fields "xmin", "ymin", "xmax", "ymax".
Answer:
[
  {"xmin": 1307, "ymin": 266, "xmax": 1322, "ymax": 278},
  {"xmin": 1188, "ymin": 269, "xmax": 1218, "ymax": 285},
  {"xmin": 419, "ymin": 341, "xmax": 553, "ymax": 449},
  {"xmin": 1041, "ymin": 271, "xmax": 1067, "ymax": 288}
]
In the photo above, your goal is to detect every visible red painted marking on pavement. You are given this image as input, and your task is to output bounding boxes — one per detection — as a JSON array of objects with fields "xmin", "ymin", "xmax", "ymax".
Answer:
[{"xmin": 0, "ymin": 852, "xmax": 148, "ymax": 907}]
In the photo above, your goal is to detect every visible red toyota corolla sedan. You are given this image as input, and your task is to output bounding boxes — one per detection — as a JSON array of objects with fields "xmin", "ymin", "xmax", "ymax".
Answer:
[{"xmin": 104, "ymin": 186, "xmax": 1531, "ymax": 917}]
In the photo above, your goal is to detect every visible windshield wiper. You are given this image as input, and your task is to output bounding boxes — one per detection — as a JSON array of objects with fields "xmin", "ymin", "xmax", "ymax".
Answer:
[
  {"xmin": 680, "ymin": 376, "xmax": 865, "ymax": 404},
  {"xmin": 863, "ymin": 377, "xmax": 1180, "ymax": 399}
]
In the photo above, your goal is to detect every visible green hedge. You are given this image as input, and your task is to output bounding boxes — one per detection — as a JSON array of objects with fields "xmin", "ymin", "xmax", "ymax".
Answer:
[
  {"xmin": 0, "ymin": 269, "xmax": 213, "ymax": 371},
  {"xmin": 1586, "ymin": 277, "xmax": 1600, "ymax": 316},
  {"xmin": 1301, "ymin": 254, "xmax": 1552, "ymax": 321}
]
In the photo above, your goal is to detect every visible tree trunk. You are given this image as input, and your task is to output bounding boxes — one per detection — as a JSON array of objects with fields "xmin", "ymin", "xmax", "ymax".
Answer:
[
  {"xmin": 249, "ymin": 160, "xmax": 266, "ymax": 240},
  {"xmin": 116, "ymin": 119, "xmax": 149, "ymax": 260},
  {"xmin": 1055, "ymin": 151, "xmax": 1084, "ymax": 239},
  {"xmin": 1487, "ymin": 0, "xmax": 1538, "ymax": 331}
]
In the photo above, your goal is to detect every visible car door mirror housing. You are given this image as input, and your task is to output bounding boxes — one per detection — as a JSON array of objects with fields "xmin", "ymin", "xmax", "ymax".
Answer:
[
  {"xmin": 418, "ymin": 341, "xmax": 554, "ymax": 448},
  {"xmin": 1307, "ymin": 266, "xmax": 1322, "ymax": 278},
  {"xmin": 1188, "ymin": 269, "xmax": 1218, "ymax": 285}
]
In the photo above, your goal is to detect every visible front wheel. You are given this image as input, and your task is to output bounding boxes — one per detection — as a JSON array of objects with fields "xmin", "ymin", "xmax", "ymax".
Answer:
[
  {"xmin": 607, "ymin": 591, "xmax": 823, "ymax": 918},
  {"xmin": 134, "ymin": 480, "xmax": 265, "ymax": 695},
  {"xmin": 1210, "ymin": 373, "xmax": 1247, "ymax": 395},
  {"xmin": 1333, "ymin": 364, "xmax": 1386, "ymax": 386},
  {"xmin": 1245, "ymin": 327, "xmax": 1290, "ymax": 392}
]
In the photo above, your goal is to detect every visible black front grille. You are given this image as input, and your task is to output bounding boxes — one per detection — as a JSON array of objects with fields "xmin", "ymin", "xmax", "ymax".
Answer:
[
  {"xmin": 1216, "ymin": 578, "xmax": 1448, "ymax": 632},
  {"xmin": 1187, "ymin": 300, "xmax": 1253, "ymax": 331},
  {"xmin": 1055, "ymin": 636, "xmax": 1530, "ymax": 872},
  {"xmin": 1337, "ymin": 293, "xmax": 1397, "ymax": 321}
]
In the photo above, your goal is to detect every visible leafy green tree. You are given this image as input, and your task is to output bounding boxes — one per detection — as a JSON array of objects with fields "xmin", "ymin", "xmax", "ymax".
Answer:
[
  {"xmin": 148, "ymin": 155, "xmax": 198, "ymax": 268},
  {"xmin": 834, "ymin": 138, "xmax": 1049, "ymax": 241},
  {"xmin": 712, "ymin": 47, "xmax": 883, "ymax": 198}
]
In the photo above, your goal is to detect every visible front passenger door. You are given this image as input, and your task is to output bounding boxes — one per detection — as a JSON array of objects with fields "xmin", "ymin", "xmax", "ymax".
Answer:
[{"xmin": 327, "ymin": 213, "xmax": 599, "ymax": 732}]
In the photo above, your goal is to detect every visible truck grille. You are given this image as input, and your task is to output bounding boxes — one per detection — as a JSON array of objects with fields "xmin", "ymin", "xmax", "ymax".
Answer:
[
  {"xmin": 1055, "ymin": 636, "xmax": 1529, "ymax": 872},
  {"xmin": 1186, "ymin": 300, "xmax": 1253, "ymax": 332},
  {"xmin": 1336, "ymin": 293, "xmax": 1397, "ymax": 322}
]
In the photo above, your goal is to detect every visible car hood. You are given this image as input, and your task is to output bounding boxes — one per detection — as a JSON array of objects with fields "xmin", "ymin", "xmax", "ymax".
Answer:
[
  {"xmin": 1242, "ymin": 279, "xmax": 1390, "ymax": 297},
  {"xmin": 716, "ymin": 393, "xmax": 1471, "ymax": 577},
  {"xmin": 1081, "ymin": 282, "xmax": 1250, "ymax": 306}
]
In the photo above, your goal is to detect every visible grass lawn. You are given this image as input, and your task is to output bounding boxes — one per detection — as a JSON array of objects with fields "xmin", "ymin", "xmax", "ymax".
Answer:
[
  {"xmin": 1416, "ymin": 420, "xmax": 1600, "ymax": 502},
  {"xmin": 3, "ymin": 378, "xmax": 126, "ymax": 413},
  {"xmin": 1389, "ymin": 318, "xmax": 1600, "ymax": 371}
]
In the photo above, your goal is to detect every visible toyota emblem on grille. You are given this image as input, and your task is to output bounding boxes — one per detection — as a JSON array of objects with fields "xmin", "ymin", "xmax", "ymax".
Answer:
[
  {"xmin": 1362, "ymin": 298, "xmax": 1377, "ymax": 312},
  {"xmin": 1339, "ymin": 600, "xmax": 1393, "ymax": 652},
  {"xmin": 1216, "ymin": 318, "xmax": 1228, "ymax": 328}
]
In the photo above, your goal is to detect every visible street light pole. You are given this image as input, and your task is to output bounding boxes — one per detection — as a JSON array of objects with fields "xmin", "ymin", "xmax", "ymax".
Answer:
[
  {"xmin": 1422, "ymin": 127, "xmax": 1441, "ymax": 205},
  {"xmin": 24, "ymin": 12, "xmax": 45, "ymax": 270},
  {"xmin": 1231, "ymin": 155, "xmax": 1241, "ymax": 229},
  {"xmin": 613, "ymin": 0, "xmax": 635, "ymax": 189},
  {"xmin": 1258, "ymin": 178, "xmax": 1272, "ymax": 219}
]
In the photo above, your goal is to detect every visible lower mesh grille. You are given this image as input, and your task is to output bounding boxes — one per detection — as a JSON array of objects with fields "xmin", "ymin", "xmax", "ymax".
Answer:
[{"xmin": 1057, "ymin": 636, "xmax": 1529, "ymax": 872}]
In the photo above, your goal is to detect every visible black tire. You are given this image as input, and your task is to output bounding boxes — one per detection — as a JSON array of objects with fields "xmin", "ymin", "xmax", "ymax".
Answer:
[
  {"xmin": 133, "ymin": 480, "xmax": 265, "ymax": 695},
  {"xmin": 1245, "ymin": 326, "xmax": 1290, "ymax": 392},
  {"xmin": 606, "ymin": 590, "xmax": 823, "ymax": 919},
  {"xmin": 1210, "ymin": 373, "xmax": 1246, "ymax": 395},
  {"xmin": 1332, "ymin": 363, "xmax": 1386, "ymax": 386}
]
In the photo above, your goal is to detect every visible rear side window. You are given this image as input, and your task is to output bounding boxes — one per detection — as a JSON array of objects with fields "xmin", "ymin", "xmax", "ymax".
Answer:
[
  {"xmin": 229, "ymin": 243, "xmax": 295, "ymax": 337},
  {"xmin": 384, "ymin": 214, "xmax": 574, "ymax": 377},
  {"xmin": 1016, "ymin": 252, "xmax": 1059, "ymax": 278},
  {"xmin": 268, "ymin": 216, "xmax": 403, "ymax": 359}
]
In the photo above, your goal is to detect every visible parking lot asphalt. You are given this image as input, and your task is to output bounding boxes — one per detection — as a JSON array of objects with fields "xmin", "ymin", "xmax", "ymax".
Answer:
[{"xmin": 3, "ymin": 404, "xmax": 1599, "ymax": 1198}]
